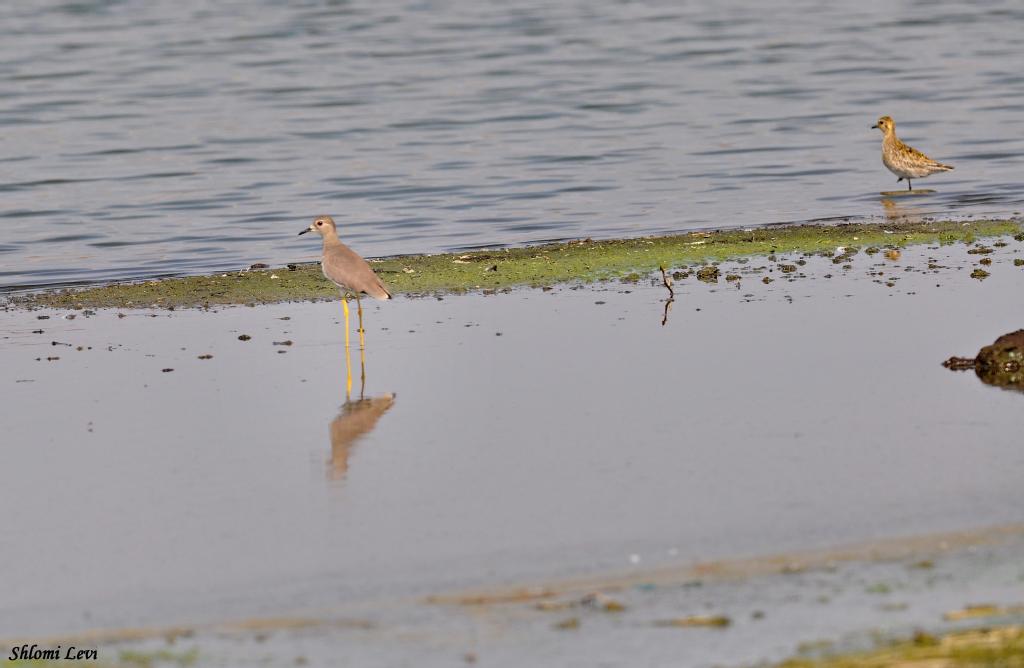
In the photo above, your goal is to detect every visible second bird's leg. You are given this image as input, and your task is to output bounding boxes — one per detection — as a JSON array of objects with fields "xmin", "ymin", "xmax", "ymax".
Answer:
[
  {"xmin": 908, "ymin": 179, "xmax": 913, "ymax": 191},
  {"xmin": 356, "ymin": 295, "xmax": 365, "ymax": 351},
  {"xmin": 355, "ymin": 295, "xmax": 366, "ymax": 396},
  {"xmin": 359, "ymin": 345, "xmax": 366, "ymax": 399}
]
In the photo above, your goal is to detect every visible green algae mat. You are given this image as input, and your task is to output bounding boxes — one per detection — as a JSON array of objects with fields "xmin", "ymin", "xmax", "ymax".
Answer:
[{"xmin": 11, "ymin": 219, "xmax": 1023, "ymax": 310}]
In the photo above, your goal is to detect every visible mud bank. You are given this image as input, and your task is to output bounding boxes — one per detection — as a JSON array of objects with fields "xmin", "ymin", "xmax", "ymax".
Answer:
[{"xmin": 9, "ymin": 219, "xmax": 1022, "ymax": 309}]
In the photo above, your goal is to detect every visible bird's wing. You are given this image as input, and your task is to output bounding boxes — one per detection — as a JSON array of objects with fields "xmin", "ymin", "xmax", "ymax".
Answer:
[
  {"xmin": 898, "ymin": 139, "xmax": 948, "ymax": 167},
  {"xmin": 324, "ymin": 242, "xmax": 391, "ymax": 299}
]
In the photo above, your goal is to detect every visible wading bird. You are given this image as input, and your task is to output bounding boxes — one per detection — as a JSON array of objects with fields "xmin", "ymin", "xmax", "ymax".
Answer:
[
  {"xmin": 298, "ymin": 215, "xmax": 391, "ymax": 351},
  {"xmin": 871, "ymin": 116, "xmax": 953, "ymax": 191}
]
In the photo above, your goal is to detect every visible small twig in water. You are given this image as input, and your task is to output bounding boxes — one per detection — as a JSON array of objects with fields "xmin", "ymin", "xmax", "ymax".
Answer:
[
  {"xmin": 659, "ymin": 265, "xmax": 675, "ymax": 327},
  {"xmin": 942, "ymin": 356, "xmax": 976, "ymax": 370},
  {"xmin": 659, "ymin": 265, "xmax": 675, "ymax": 299}
]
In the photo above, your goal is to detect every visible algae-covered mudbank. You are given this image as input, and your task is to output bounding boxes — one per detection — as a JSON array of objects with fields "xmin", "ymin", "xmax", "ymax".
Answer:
[
  {"xmin": 778, "ymin": 626, "xmax": 1024, "ymax": 667},
  {"xmin": 11, "ymin": 219, "xmax": 1022, "ymax": 310}
]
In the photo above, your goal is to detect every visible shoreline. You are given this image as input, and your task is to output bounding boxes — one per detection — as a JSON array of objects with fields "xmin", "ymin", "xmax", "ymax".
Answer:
[
  {"xmin": 4, "ymin": 524, "xmax": 1023, "ymax": 666},
  {"xmin": 7, "ymin": 218, "xmax": 1022, "ymax": 310}
]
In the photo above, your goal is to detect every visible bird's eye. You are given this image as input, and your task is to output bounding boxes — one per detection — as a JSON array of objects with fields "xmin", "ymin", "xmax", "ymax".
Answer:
[{"xmin": 316, "ymin": 221, "xmax": 323, "ymax": 226}]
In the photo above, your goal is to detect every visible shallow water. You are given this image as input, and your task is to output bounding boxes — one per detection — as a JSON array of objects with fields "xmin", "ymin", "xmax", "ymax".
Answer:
[
  {"xmin": 94, "ymin": 532, "xmax": 1024, "ymax": 668},
  {"xmin": 3, "ymin": 0, "xmax": 1024, "ymax": 288},
  {"xmin": 2, "ymin": 237, "xmax": 1023, "ymax": 647}
]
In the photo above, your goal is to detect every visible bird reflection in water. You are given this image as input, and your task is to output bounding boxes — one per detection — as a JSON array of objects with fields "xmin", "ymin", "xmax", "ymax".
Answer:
[
  {"xmin": 328, "ymin": 346, "xmax": 396, "ymax": 481},
  {"xmin": 343, "ymin": 332, "xmax": 365, "ymax": 399},
  {"xmin": 880, "ymin": 196, "xmax": 929, "ymax": 225},
  {"xmin": 328, "ymin": 393, "xmax": 396, "ymax": 480}
]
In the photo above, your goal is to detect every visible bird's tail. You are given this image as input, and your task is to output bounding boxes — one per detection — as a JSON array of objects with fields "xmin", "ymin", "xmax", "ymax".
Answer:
[{"xmin": 934, "ymin": 161, "xmax": 954, "ymax": 171}]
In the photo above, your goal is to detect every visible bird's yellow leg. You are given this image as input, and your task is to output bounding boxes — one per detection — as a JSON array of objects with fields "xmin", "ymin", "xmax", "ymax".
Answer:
[
  {"xmin": 342, "ymin": 297, "xmax": 352, "ymax": 399},
  {"xmin": 342, "ymin": 297, "xmax": 351, "ymax": 350},
  {"xmin": 356, "ymin": 295, "xmax": 365, "ymax": 351}
]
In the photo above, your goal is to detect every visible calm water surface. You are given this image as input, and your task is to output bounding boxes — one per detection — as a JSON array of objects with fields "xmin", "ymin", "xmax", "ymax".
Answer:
[
  {"xmin": 2, "ymin": 0, "xmax": 1024, "ymax": 287},
  {"xmin": 2, "ymin": 239, "xmax": 1024, "ymax": 637}
]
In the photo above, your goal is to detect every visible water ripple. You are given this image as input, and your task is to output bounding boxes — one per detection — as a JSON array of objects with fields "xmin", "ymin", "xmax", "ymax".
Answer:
[{"xmin": 1, "ymin": 0, "xmax": 1023, "ymax": 289}]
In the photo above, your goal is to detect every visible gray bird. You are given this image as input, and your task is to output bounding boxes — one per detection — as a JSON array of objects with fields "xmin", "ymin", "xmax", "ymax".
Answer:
[{"xmin": 299, "ymin": 215, "xmax": 391, "ymax": 351}]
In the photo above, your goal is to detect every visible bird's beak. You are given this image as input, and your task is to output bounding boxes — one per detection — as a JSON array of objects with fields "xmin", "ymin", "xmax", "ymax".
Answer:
[
  {"xmin": 871, "ymin": 124, "xmax": 879, "ymax": 129},
  {"xmin": 298, "ymin": 226, "xmax": 311, "ymax": 236}
]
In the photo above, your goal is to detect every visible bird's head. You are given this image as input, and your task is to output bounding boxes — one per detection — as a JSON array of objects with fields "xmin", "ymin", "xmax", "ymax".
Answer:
[
  {"xmin": 871, "ymin": 116, "xmax": 894, "ymax": 133},
  {"xmin": 298, "ymin": 215, "xmax": 337, "ymax": 237}
]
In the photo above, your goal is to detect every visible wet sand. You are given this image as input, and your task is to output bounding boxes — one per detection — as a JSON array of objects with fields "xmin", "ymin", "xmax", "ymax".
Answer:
[{"xmin": 2, "ymin": 234, "xmax": 1023, "ymax": 665}]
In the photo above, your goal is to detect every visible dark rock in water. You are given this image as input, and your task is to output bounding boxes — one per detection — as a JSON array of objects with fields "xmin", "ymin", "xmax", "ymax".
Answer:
[
  {"xmin": 975, "ymin": 330, "xmax": 1024, "ymax": 392},
  {"xmin": 696, "ymin": 265, "xmax": 720, "ymax": 283},
  {"xmin": 944, "ymin": 330, "xmax": 1024, "ymax": 393}
]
